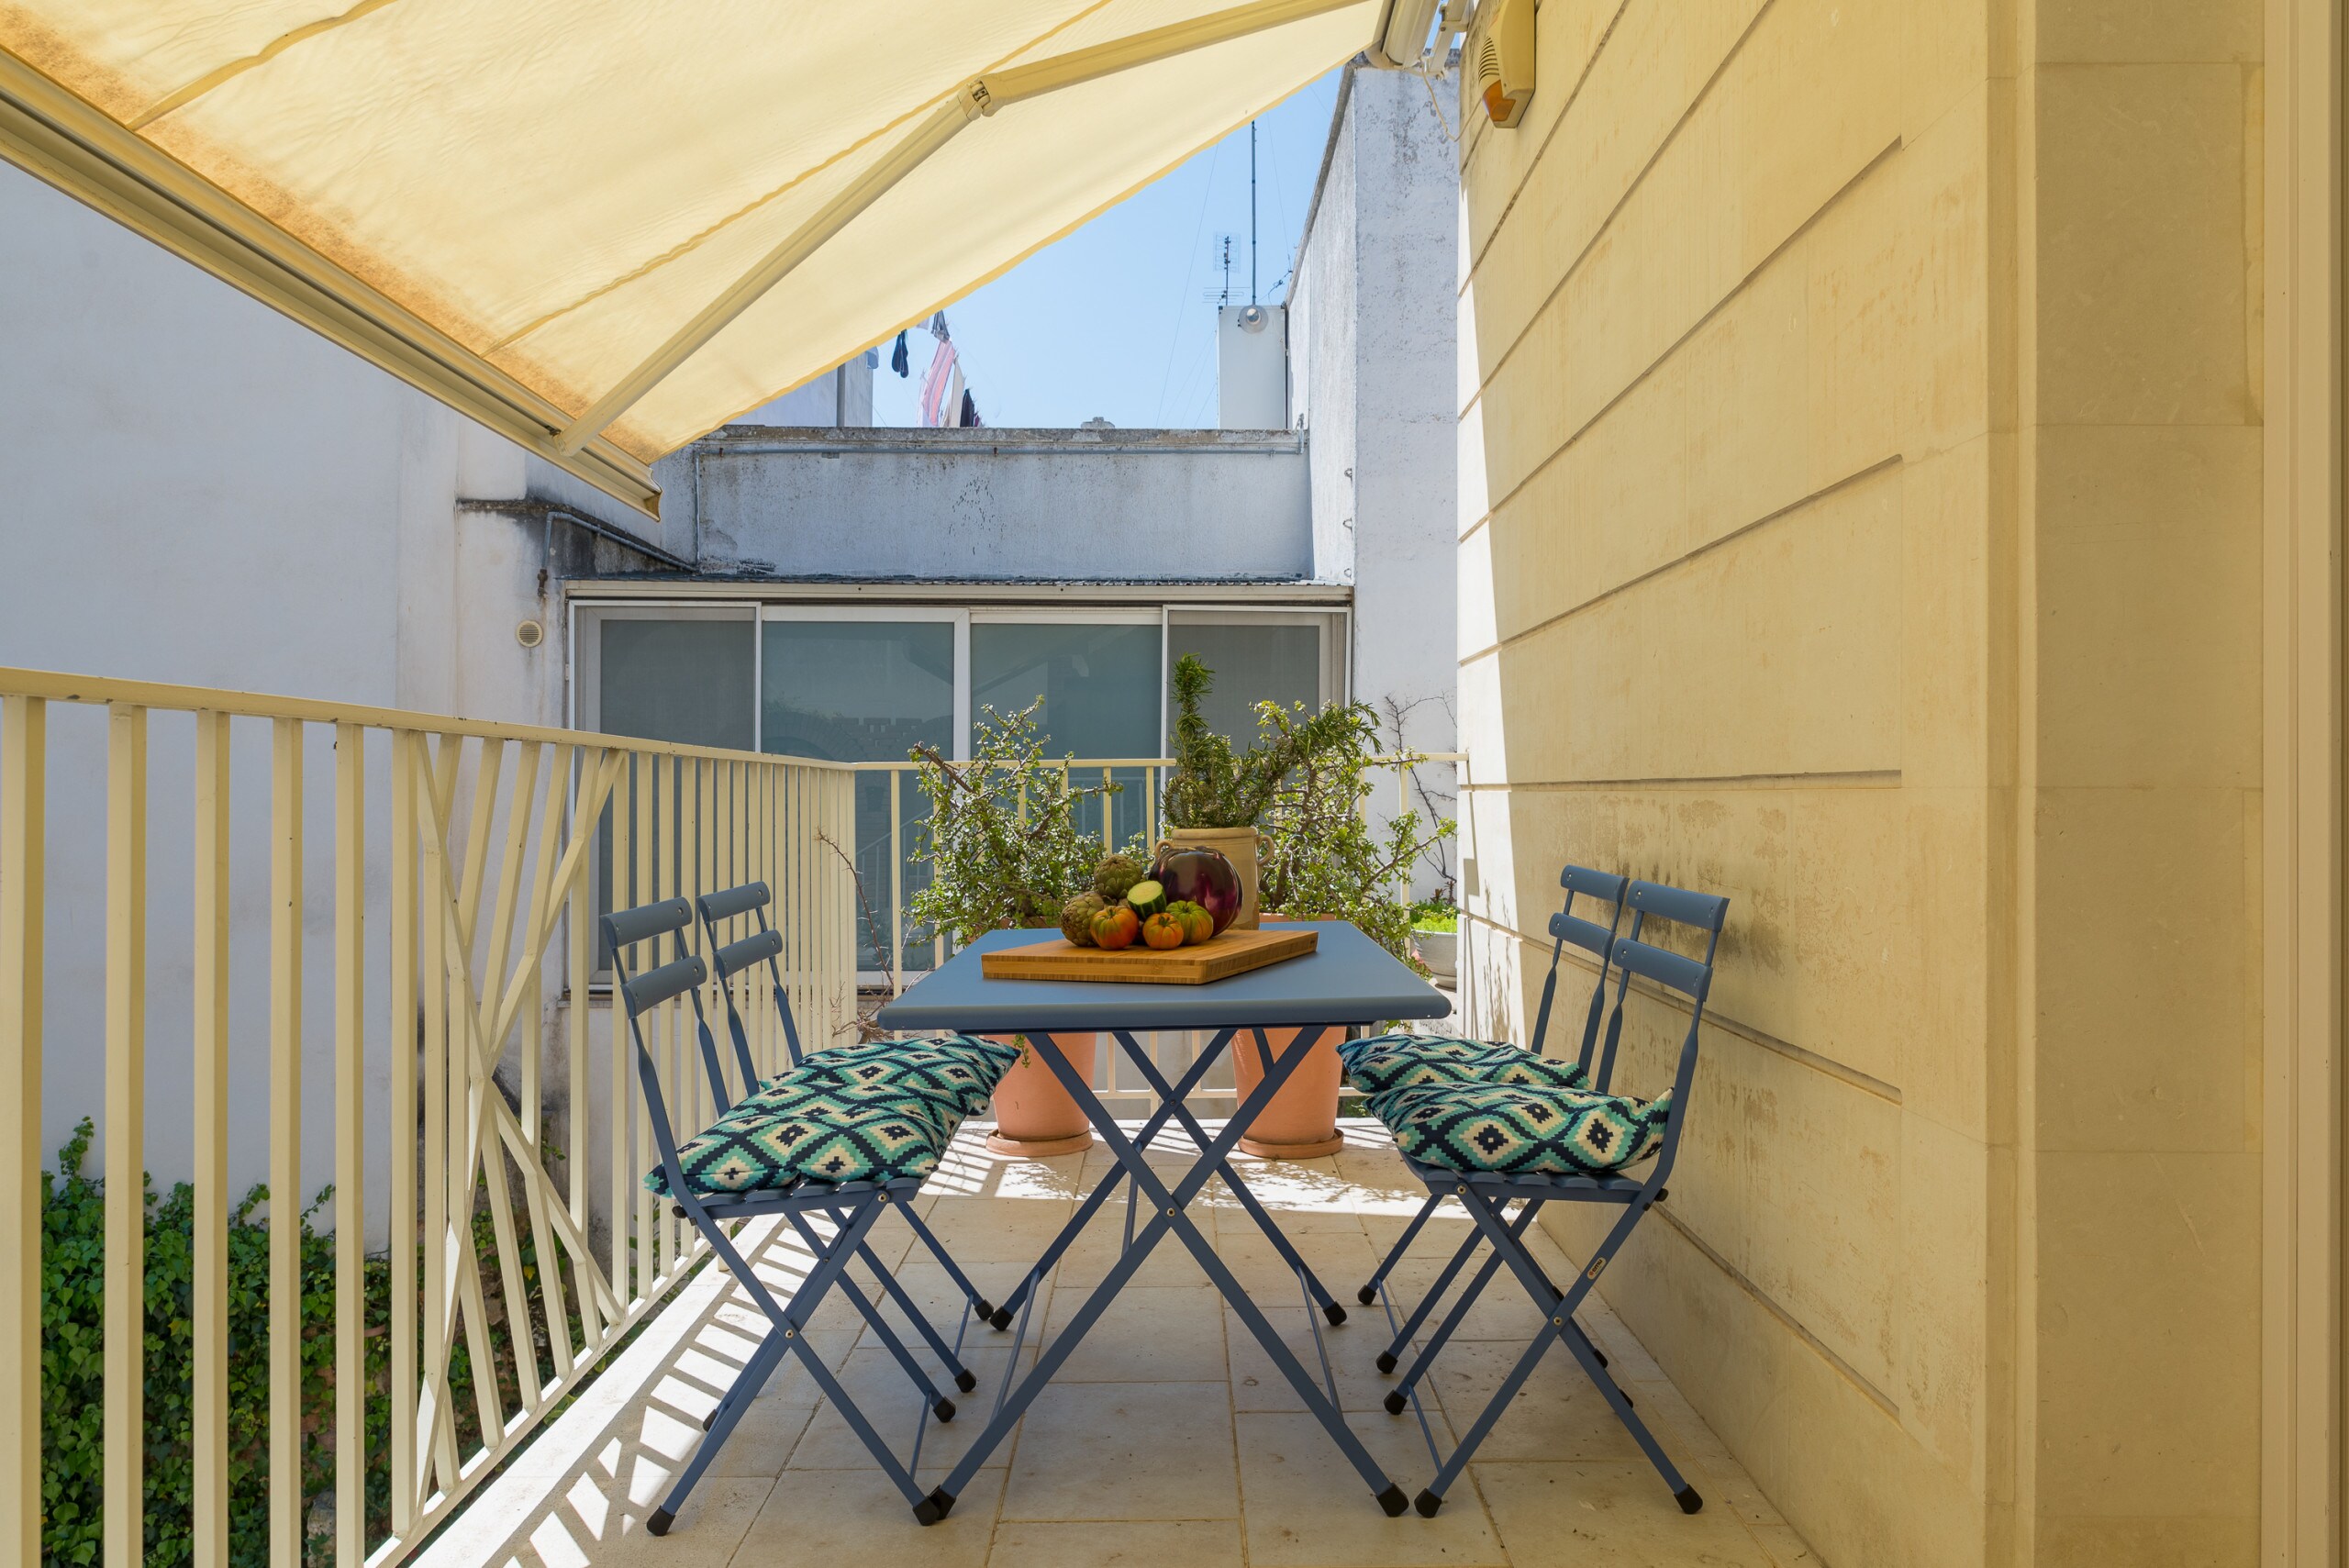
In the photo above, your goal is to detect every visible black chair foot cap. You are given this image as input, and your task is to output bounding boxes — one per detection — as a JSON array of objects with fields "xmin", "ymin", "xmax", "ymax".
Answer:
[
  {"xmin": 646, "ymin": 1508, "xmax": 674, "ymax": 1537},
  {"xmin": 1675, "ymin": 1486, "xmax": 1704, "ymax": 1515},
  {"xmin": 912, "ymin": 1497, "xmax": 945, "ymax": 1527},
  {"xmin": 987, "ymin": 1307, "xmax": 1014, "ymax": 1331},
  {"xmin": 928, "ymin": 1486, "xmax": 958, "ymax": 1520},
  {"xmin": 1382, "ymin": 1390, "xmax": 1408, "ymax": 1416},
  {"xmin": 1324, "ymin": 1301, "xmax": 1347, "ymax": 1327},
  {"xmin": 1357, "ymin": 1284, "xmax": 1378, "ymax": 1307},
  {"xmin": 932, "ymin": 1397, "xmax": 956, "ymax": 1423},
  {"xmin": 955, "ymin": 1369, "xmax": 978, "ymax": 1393},
  {"xmin": 1377, "ymin": 1485, "xmax": 1410, "ymax": 1518},
  {"xmin": 972, "ymin": 1298, "xmax": 995, "ymax": 1321},
  {"xmin": 1415, "ymin": 1489, "xmax": 1444, "ymax": 1518},
  {"xmin": 1375, "ymin": 1351, "xmax": 1397, "ymax": 1375}
]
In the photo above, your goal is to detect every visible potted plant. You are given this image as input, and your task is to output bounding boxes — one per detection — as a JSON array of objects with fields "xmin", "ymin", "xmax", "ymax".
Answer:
[
  {"xmin": 1158, "ymin": 653, "xmax": 1366, "ymax": 928},
  {"xmin": 1196, "ymin": 676, "xmax": 1456, "ymax": 1158},
  {"xmin": 907, "ymin": 700, "xmax": 1132, "ymax": 1155},
  {"xmin": 1409, "ymin": 896, "xmax": 1458, "ymax": 983}
]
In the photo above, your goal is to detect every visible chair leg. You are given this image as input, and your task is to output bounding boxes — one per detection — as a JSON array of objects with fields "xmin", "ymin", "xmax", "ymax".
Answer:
[
  {"xmin": 655, "ymin": 1195, "xmax": 934, "ymax": 1532},
  {"xmin": 1359, "ymin": 1190, "xmax": 1442, "ymax": 1307},
  {"xmin": 1382, "ymin": 1201, "xmax": 1540, "ymax": 1397},
  {"xmin": 895, "ymin": 1200, "xmax": 996, "ymax": 1324},
  {"xmin": 781, "ymin": 1209, "xmax": 957, "ymax": 1419},
  {"xmin": 1415, "ymin": 1186, "xmax": 1698, "ymax": 1518}
]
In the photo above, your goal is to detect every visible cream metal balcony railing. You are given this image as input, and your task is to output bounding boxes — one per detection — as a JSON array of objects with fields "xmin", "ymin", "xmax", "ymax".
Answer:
[
  {"xmin": 0, "ymin": 667, "xmax": 860, "ymax": 1568},
  {"xmin": 0, "ymin": 664, "xmax": 1466, "ymax": 1568}
]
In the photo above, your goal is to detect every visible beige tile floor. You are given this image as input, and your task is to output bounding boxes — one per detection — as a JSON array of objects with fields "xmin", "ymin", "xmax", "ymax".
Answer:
[{"xmin": 418, "ymin": 1122, "xmax": 1820, "ymax": 1568}]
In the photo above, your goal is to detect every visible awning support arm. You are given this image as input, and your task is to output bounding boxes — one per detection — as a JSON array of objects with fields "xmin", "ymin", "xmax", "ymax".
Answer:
[{"xmin": 553, "ymin": 0, "xmax": 1363, "ymax": 454}]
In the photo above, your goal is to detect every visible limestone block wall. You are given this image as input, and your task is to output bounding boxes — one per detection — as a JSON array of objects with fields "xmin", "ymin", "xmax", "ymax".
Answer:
[{"xmin": 1453, "ymin": 1, "xmax": 2262, "ymax": 1563}]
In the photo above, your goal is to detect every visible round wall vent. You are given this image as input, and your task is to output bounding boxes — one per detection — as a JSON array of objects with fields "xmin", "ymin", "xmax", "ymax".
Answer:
[{"xmin": 516, "ymin": 619, "xmax": 545, "ymax": 649}]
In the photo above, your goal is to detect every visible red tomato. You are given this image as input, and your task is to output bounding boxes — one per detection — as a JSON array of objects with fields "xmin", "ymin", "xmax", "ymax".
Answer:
[
  {"xmin": 1141, "ymin": 912, "xmax": 1186, "ymax": 950},
  {"xmin": 1090, "ymin": 905, "xmax": 1141, "ymax": 951}
]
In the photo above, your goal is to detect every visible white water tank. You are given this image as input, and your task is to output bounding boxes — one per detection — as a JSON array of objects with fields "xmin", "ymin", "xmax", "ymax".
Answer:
[{"xmin": 1217, "ymin": 304, "xmax": 1288, "ymax": 428}]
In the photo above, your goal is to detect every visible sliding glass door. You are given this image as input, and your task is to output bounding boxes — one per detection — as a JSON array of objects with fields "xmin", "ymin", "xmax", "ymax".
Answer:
[
  {"xmin": 970, "ymin": 611, "xmax": 1162, "ymax": 852},
  {"xmin": 763, "ymin": 608, "xmax": 966, "ymax": 973}
]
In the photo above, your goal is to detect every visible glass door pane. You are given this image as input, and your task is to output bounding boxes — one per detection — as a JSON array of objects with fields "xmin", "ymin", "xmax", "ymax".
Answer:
[
  {"xmin": 970, "ymin": 619, "xmax": 1162, "ymax": 853},
  {"xmin": 763, "ymin": 617, "xmax": 959, "ymax": 973},
  {"xmin": 1165, "ymin": 614, "xmax": 1330, "ymax": 743}
]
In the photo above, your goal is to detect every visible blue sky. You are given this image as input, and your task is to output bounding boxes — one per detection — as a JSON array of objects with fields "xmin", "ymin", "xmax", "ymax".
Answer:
[{"xmin": 871, "ymin": 68, "xmax": 1342, "ymax": 430}]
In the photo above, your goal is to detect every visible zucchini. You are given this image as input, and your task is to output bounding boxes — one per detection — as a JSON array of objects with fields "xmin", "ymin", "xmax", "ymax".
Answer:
[{"xmin": 1124, "ymin": 879, "xmax": 1168, "ymax": 918}]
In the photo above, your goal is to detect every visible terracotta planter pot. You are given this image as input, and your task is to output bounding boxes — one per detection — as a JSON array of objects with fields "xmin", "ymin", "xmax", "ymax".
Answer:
[
  {"xmin": 1157, "ymin": 824, "xmax": 1261, "ymax": 929},
  {"xmin": 984, "ymin": 1031, "xmax": 1098, "ymax": 1156},
  {"xmin": 1230, "ymin": 1024, "xmax": 1346, "ymax": 1159}
]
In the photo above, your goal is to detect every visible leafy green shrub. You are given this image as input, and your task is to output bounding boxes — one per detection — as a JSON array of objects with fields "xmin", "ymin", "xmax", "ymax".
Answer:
[{"xmin": 40, "ymin": 1119, "xmax": 586, "ymax": 1567}]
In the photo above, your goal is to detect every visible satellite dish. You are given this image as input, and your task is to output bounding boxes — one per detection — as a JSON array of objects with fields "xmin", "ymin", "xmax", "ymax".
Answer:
[{"xmin": 1238, "ymin": 305, "xmax": 1269, "ymax": 333}]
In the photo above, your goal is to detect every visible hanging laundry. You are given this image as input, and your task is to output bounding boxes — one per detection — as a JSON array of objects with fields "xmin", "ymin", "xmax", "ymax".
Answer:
[
  {"xmin": 960, "ymin": 389, "xmax": 981, "ymax": 428},
  {"xmin": 919, "ymin": 336, "xmax": 962, "ymax": 427},
  {"xmin": 929, "ymin": 311, "xmax": 951, "ymax": 341},
  {"xmin": 890, "ymin": 331, "xmax": 909, "ymax": 376}
]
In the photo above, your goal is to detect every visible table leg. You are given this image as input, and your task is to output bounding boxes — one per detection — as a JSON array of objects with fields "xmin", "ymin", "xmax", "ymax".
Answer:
[
  {"xmin": 925, "ymin": 1025, "xmax": 1407, "ymax": 1520},
  {"xmin": 985, "ymin": 1027, "xmax": 1239, "ymax": 1329},
  {"xmin": 1109, "ymin": 1027, "xmax": 1347, "ymax": 1323}
]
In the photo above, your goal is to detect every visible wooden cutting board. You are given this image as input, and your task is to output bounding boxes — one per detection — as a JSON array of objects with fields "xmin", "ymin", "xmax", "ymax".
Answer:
[{"xmin": 981, "ymin": 926, "xmax": 1318, "ymax": 985}]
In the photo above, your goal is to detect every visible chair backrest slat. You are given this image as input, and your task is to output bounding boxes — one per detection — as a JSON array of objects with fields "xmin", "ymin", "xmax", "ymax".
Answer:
[
  {"xmin": 622, "ymin": 952, "xmax": 708, "ymax": 1016},
  {"xmin": 1547, "ymin": 910, "xmax": 1615, "ymax": 960},
  {"xmin": 713, "ymin": 928, "xmax": 784, "ymax": 981},
  {"xmin": 698, "ymin": 880, "xmax": 772, "ymax": 923},
  {"xmin": 1608, "ymin": 935, "xmax": 1709, "ymax": 998},
  {"xmin": 605, "ymin": 895, "xmax": 691, "ymax": 948},
  {"xmin": 696, "ymin": 880, "xmax": 803, "ymax": 1073}
]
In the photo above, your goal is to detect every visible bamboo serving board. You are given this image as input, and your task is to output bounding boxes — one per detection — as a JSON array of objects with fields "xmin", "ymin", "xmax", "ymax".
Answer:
[{"xmin": 981, "ymin": 926, "xmax": 1318, "ymax": 985}]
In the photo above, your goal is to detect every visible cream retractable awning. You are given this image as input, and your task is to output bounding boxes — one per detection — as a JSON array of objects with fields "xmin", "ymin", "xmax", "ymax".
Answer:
[{"xmin": 0, "ymin": 1, "xmax": 1386, "ymax": 515}]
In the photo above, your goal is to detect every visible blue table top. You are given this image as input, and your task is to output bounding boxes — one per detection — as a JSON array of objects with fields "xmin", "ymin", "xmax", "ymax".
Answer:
[{"xmin": 873, "ymin": 920, "xmax": 1450, "ymax": 1036}]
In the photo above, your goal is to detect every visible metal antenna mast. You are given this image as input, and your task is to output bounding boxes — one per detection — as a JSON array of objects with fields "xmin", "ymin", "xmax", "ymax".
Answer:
[{"xmin": 1249, "ymin": 120, "xmax": 1259, "ymax": 305}]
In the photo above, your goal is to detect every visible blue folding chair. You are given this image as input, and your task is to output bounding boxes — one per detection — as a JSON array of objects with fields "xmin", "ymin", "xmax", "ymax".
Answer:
[
  {"xmin": 606, "ymin": 896, "xmax": 998, "ymax": 1531},
  {"xmin": 1346, "ymin": 864, "xmax": 1631, "ymax": 1327},
  {"xmin": 1368, "ymin": 877, "xmax": 1729, "ymax": 1518},
  {"xmin": 695, "ymin": 880, "xmax": 1002, "ymax": 1326}
]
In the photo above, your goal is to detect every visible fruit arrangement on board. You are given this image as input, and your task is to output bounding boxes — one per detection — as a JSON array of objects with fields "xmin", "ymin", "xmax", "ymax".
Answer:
[{"xmin": 1061, "ymin": 846, "xmax": 1241, "ymax": 952}]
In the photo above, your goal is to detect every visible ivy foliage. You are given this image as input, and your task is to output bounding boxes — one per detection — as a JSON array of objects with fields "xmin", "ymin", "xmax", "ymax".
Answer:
[{"xmin": 40, "ymin": 1118, "xmax": 584, "ymax": 1568}]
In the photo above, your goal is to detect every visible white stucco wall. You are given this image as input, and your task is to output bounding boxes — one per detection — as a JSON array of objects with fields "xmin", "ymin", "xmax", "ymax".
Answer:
[
  {"xmin": 0, "ymin": 163, "xmax": 632, "ymax": 1220},
  {"xmin": 653, "ymin": 426, "xmax": 1313, "ymax": 581},
  {"xmin": 1289, "ymin": 65, "xmax": 1462, "ymax": 896}
]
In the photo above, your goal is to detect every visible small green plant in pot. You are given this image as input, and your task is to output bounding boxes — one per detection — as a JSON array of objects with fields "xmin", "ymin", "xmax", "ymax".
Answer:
[
  {"xmin": 907, "ymin": 699, "xmax": 1139, "ymax": 1154},
  {"xmin": 1158, "ymin": 653, "xmax": 1366, "ymax": 929}
]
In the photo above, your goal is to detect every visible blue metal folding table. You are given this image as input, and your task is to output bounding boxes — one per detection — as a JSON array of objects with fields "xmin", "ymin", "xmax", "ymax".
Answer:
[{"xmin": 874, "ymin": 919, "xmax": 1451, "ymax": 1522}]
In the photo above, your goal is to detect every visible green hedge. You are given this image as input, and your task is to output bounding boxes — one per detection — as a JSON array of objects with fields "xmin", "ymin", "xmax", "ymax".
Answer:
[{"xmin": 41, "ymin": 1120, "xmax": 580, "ymax": 1568}]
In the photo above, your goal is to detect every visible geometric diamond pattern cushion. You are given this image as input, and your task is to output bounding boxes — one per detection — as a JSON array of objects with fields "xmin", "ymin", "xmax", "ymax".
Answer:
[
  {"xmin": 1368, "ymin": 1080, "xmax": 1673, "ymax": 1177},
  {"xmin": 788, "ymin": 1034, "xmax": 1018, "ymax": 1122},
  {"xmin": 1337, "ymin": 1033, "xmax": 1588, "ymax": 1097},
  {"xmin": 646, "ymin": 1073, "xmax": 954, "ymax": 1196}
]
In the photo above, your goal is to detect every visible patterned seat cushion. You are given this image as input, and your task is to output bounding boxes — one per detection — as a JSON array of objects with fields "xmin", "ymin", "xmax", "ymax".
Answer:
[
  {"xmin": 793, "ymin": 1034, "xmax": 1018, "ymax": 1121},
  {"xmin": 1338, "ymin": 1032, "xmax": 1588, "ymax": 1096},
  {"xmin": 1369, "ymin": 1080, "xmax": 1673, "ymax": 1177},
  {"xmin": 647, "ymin": 1074, "xmax": 954, "ymax": 1196}
]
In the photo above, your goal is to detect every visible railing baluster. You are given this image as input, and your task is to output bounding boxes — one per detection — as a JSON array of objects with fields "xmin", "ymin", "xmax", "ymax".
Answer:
[
  {"xmin": 192, "ymin": 711, "xmax": 230, "ymax": 1567},
  {"xmin": 0, "ymin": 695, "xmax": 42, "ymax": 1568},
  {"xmin": 333, "ymin": 721, "xmax": 366, "ymax": 1568},
  {"xmin": 269, "ymin": 717, "xmax": 304, "ymax": 1568},
  {"xmin": 104, "ymin": 704, "xmax": 146, "ymax": 1568},
  {"xmin": 888, "ymin": 767, "xmax": 906, "ymax": 995},
  {"xmin": 388, "ymin": 730, "xmax": 418, "ymax": 1534}
]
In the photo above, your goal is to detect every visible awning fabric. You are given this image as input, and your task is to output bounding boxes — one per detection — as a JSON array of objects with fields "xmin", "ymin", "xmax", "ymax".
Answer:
[{"xmin": 0, "ymin": 1, "xmax": 1383, "ymax": 514}]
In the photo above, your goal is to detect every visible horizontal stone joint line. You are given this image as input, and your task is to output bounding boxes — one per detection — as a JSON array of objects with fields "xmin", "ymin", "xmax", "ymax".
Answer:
[
  {"xmin": 1456, "ymin": 452, "xmax": 1904, "ymax": 661},
  {"xmin": 1474, "ymin": 133, "xmax": 1906, "ymax": 518},
  {"xmin": 1463, "ymin": 909, "xmax": 1904, "ymax": 1104},
  {"xmin": 1645, "ymin": 1202, "xmax": 1900, "ymax": 1418},
  {"xmin": 1459, "ymin": 769, "xmax": 1902, "ymax": 791},
  {"xmin": 1458, "ymin": 0, "xmax": 1639, "ymax": 275},
  {"xmin": 1462, "ymin": 0, "xmax": 1783, "ymax": 406}
]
